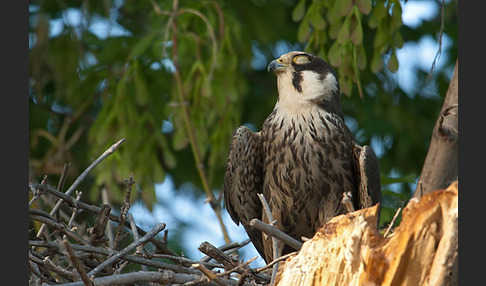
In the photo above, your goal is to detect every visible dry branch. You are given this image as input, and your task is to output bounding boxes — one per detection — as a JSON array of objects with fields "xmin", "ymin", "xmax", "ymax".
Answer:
[
  {"xmin": 198, "ymin": 241, "xmax": 240, "ymax": 270},
  {"xmin": 200, "ymin": 239, "xmax": 251, "ymax": 263},
  {"xmin": 249, "ymin": 219, "xmax": 303, "ymax": 251},
  {"xmin": 37, "ymin": 139, "xmax": 125, "ymax": 238},
  {"xmin": 30, "ymin": 240, "xmax": 202, "ymax": 274},
  {"xmin": 87, "ymin": 222, "xmax": 166, "ymax": 277},
  {"xmin": 43, "ymin": 270, "xmax": 224, "ymax": 286},
  {"xmin": 31, "ymin": 183, "xmax": 174, "ymax": 255},
  {"xmin": 62, "ymin": 239, "xmax": 93, "ymax": 286}
]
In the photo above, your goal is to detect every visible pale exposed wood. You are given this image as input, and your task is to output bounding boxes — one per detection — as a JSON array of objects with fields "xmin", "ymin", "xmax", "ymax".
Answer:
[{"xmin": 274, "ymin": 181, "xmax": 458, "ymax": 286}]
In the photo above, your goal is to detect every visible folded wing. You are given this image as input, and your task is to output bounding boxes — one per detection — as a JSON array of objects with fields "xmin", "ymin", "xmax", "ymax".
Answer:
[{"xmin": 223, "ymin": 126, "xmax": 265, "ymax": 259}]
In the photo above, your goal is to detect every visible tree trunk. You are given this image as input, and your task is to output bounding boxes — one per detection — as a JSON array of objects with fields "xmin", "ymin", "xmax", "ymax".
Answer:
[
  {"xmin": 414, "ymin": 59, "xmax": 458, "ymax": 198},
  {"xmin": 275, "ymin": 181, "xmax": 458, "ymax": 286}
]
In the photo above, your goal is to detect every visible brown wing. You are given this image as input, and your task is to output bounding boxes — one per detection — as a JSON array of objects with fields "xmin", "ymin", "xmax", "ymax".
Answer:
[
  {"xmin": 223, "ymin": 126, "xmax": 265, "ymax": 260},
  {"xmin": 352, "ymin": 144, "xmax": 382, "ymax": 221}
]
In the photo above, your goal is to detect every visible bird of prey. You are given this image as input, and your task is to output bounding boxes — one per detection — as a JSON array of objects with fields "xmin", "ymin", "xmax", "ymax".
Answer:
[{"xmin": 223, "ymin": 51, "xmax": 381, "ymax": 263}]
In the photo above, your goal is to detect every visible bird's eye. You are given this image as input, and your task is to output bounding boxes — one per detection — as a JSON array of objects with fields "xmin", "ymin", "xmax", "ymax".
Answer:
[{"xmin": 292, "ymin": 55, "xmax": 310, "ymax": 65}]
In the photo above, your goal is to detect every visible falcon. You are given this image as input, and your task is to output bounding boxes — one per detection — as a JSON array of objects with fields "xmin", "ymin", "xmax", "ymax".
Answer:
[{"xmin": 223, "ymin": 51, "xmax": 381, "ymax": 263}]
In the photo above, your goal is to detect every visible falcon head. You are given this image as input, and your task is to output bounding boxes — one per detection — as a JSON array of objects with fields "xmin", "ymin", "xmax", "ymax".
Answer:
[{"xmin": 268, "ymin": 51, "xmax": 341, "ymax": 114}]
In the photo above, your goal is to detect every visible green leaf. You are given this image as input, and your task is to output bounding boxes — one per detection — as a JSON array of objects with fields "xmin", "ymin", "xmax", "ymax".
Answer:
[
  {"xmin": 373, "ymin": 0, "xmax": 387, "ymax": 21},
  {"xmin": 329, "ymin": 21, "xmax": 341, "ymax": 39},
  {"xmin": 116, "ymin": 71, "xmax": 128, "ymax": 98},
  {"xmin": 129, "ymin": 33, "xmax": 157, "ymax": 59},
  {"xmin": 371, "ymin": 51, "xmax": 383, "ymax": 73},
  {"xmin": 173, "ymin": 127, "xmax": 189, "ymax": 150},
  {"xmin": 134, "ymin": 62, "xmax": 149, "ymax": 106},
  {"xmin": 387, "ymin": 50, "xmax": 399, "ymax": 73},
  {"xmin": 340, "ymin": 75, "xmax": 353, "ymax": 96},
  {"xmin": 393, "ymin": 33, "xmax": 404, "ymax": 48},
  {"xmin": 309, "ymin": 6, "xmax": 326, "ymax": 30},
  {"xmin": 328, "ymin": 41, "xmax": 342, "ymax": 67},
  {"xmin": 337, "ymin": 16, "xmax": 350, "ymax": 44},
  {"xmin": 390, "ymin": 2, "xmax": 403, "ymax": 31},
  {"xmin": 357, "ymin": 44, "xmax": 367, "ymax": 70},
  {"xmin": 357, "ymin": 0, "xmax": 372, "ymax": 15},
  {"xmin": 373, "ymin": 24, "xmax": 388, "ymax": 49},
  {"xmin": 297, "ymin": 18, "xmax": 311, "ymax": 42},
  {"xmin": 334, "ymin": 0, "xmax": 353, "ymax": 17},
  {"xmin": 350, "ymin": 10, "xmax": 363, "ymax": 45},
  {"xmin": 368, "ymin": 0, "xmax": 387, "ymax": 28},
  {"xmin": 163, "ymin": 146, "xmax": 177, "ymax": 169},
  {"xmin": 292, "ymin": 0, "xmax": 306, "ymax": 22}
]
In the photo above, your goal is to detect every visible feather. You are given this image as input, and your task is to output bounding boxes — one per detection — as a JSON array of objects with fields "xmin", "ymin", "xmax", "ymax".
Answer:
[{"xmin": 223, "ymin": 126, "xmax": 266, "ymax": 260}]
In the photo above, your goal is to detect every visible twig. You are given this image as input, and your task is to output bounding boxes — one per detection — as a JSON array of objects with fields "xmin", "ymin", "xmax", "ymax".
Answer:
[
  {"xmin": 113, "ymin": 177, "xmax": 134, "ymax": 250},
  {"xmin": 198, "ymin": 241, "xmax": 269, "ymax": 283},
  {"xmin": 114, "ymin": 260, "xmax": 129, "ymax": 274},
  {"xmin": 42, "ymin": 270, "xmax": 229, "ymax": 286},
  {"xmin": 200, "ymin": 239, "xmax": 251, "ymax": 262},
  {"xmin": 32, "ymin": 183, "xmax": 175, "ymax": 255},
  {"xmin": 30, "ymin": 240, "xmax": 201, "ymax": 274},
  {"xmin": 192, "ymin": 263, "xmax": 226, "ymax": 286},
  {"xmin": 29, "ymin": 260, "xmax": 47, "ymax": 282},
  {"xmin": 128, "ymin": 213, "xmax": 142, "ymax": 254},
  {"xmin": 30, "ymin": 215, "xmax": 90, "ymax": 245},
  {"xmin": 44, "ymin": 256, "xmax": 76, "ymax": 281},
  {"xmin": 37, "ymin": 139, "xmax": 125, "ymax": 239},
  {"xmin": 38, "ymin": 194, "xmax": 73, "ymax": 227},
  {"xmin": 101, "ymin": 187, "xmax": 114, "ymax": 249},
  {"xmin": 151, "ymin": 253, "xmax": 221, "ymax": 269},
  {"xmin": 384, "ymin": 207, "xmax": 402, "ymax": 238},
  {"xmin": 29, "ymin": 251, "xmax": 75, "ymax": 282},
  {"xmin": 29, "ymin": 252, "xmax": 58, "ymax": 283},
  {"xmin": 215, "ymin": 256, "xmax": 258, "ymax": 278},
  {"xmin": 88, "ymin": 204, "xmax": 111, "ymax": 246},
  {"xmin": 236, "ymin": 270, "xmax": 250, "ymax": 286},
  {"xmin": 198, "ymin": 241, "xmax": 238, "ymax": 270},
  {"xmin": 87, "ymin": 222, "xmax": 166, "ymax": 277},
  {"xmin": 254, "ymin": 252, "xmax": 297, "ymax": 274},
  {"xmin": 249, "ymin": 219, "xmax": 302, "ymax": 251},
  {"xmin": 29, "ymin": 175, "xmax": 48, "ymax": 206},
  {"xmin": 63, "ymin": 239, "xmax": 94, "ymax": 286},
  {"xmin": 67, "ymin": 191, "xmax": 82, "ymax": 229},
  {"xmin": 428, "ymin": 0, "xmax": 445, "ymax": 77},
  {"xmin": 30, "ymin": 209, "xmax": 57, "ymax": 221},
  {"xmin": 128, "ymin": 213, "xmax": 147, "ymax": 271},
  {"xmin": 56, "ymin": 163, "xmax": 71, "ymax": 197},
  {"xmin": 257, "ymin": 193, "xmax": 279, "ymax": 286}
]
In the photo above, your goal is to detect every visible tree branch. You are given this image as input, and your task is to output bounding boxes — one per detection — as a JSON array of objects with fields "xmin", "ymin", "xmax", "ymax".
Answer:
[
  {"xmin": 414, "ymin": 59, "xmax": 458, "ymax": 198},
  {"xmin": 87, "ymin": 223, "xmax": 166, "ymax": 277},
  {"xmin": 37, "ymin": 139, "xmax": 125, "ymax": 238},
  {"xmin": 249, "ymin": 219, "xmax": 303, "ymax": 251}
]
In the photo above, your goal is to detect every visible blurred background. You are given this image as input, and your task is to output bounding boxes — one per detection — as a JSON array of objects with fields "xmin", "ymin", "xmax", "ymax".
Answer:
[{"xmin": 29, "ymin": 0, "xmax": 457, "ymax": 267}]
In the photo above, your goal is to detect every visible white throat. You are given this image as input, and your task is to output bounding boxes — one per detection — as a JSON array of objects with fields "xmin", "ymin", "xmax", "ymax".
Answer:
[{"xmin": 275, "ymin": 71, "xmax": 338, "ymax": 115}]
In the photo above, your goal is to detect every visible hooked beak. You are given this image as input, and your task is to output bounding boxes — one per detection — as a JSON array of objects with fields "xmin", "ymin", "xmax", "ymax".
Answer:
[{"xmin": 267, "ymin": 59, "xmax": 286, "ymax": 73}]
